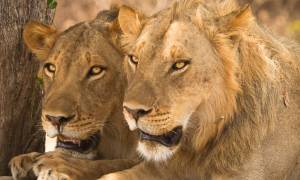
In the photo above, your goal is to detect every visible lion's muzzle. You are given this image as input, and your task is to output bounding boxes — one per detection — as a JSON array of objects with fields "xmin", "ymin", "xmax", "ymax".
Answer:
[
  {"xmin": 46, "ymin": 114, "xmax": 75, "ymax": 132},
  {"xmin": 123, "ymin": 104, "xmax": 153, "ymax": 130}
]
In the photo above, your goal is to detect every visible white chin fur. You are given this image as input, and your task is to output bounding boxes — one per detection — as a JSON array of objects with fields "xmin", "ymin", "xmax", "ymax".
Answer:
[
  {"xmin": 125, "ymin": 117, "xmax": 137, "ymax": 131},
  {"xmin": 127, "ymin": 120, "xmax": 137, "ymax": 131},
  {"xmin": 45, "ymin": 136, "xmax": 56, "ymax": 152},
  {"xmin": 123, "ymin": 110, "xmax": 137, "ymax": 130},
  {"xmin": 137, "ymin": 141, "xmax": 174, "ymax": 162},
  {"xmin": 46, "ymin": 128, "xmax": 58, "ymax": 138}
]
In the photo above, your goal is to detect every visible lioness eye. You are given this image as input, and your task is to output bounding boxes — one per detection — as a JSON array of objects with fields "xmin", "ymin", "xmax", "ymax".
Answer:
[
  {"xmin": 44, "ymin": 63, "xmax": 56, "ymax": 77},
  {"xmin": 88, "ymin": 66, "xmax": 105, "ymax": 76},
  {"xmin": 128, "ymin": 54, "xmax": 139, "ymax": 65},
  {"xmin": 44, "ymin": 63, "xmax": 56, "ymax": 73},
  {"xmin": 172, "ymin": 60, "xmax": 191, "ymax": 71}
]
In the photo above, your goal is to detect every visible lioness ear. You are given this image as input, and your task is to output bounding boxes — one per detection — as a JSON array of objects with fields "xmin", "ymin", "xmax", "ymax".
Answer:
[
  {"xmin": 217, "ymin": 4, "xmax": 254, "ymax": 32},
  {"xmin": 94, "ymin": 8, "xmax": 123, "ymax": 50},
  {"xmin": 23, "ymin": 21, "xmax": 58, "ymax": 61},
  {"xmin": 118, "ymin": 6, "xmax": 143, "ymax": 36}
]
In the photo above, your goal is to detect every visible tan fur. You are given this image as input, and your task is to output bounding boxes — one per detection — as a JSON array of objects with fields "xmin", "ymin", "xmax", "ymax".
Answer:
[
  {"xmin": 100, "ymin": 0, "xmax": 300, "ymax": 179},
  {"xmin": 10, "ymin": 9, "xmax": 139, "ymax": 180}
]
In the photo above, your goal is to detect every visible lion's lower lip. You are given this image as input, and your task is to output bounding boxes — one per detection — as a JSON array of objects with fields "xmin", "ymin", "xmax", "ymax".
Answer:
[
  {"xmin": 139, "ymin": 127, "xmax": 183, "ymax": 147},
  {"xmin": 56, "ymin": 132, "xmax": 100, "ymax": 153}
]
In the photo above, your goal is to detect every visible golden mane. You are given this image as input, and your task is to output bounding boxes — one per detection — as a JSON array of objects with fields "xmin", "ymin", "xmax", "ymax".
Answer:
[{"xmin": 187, "ymin": 0, "xmax": 300, "ymax": 174}]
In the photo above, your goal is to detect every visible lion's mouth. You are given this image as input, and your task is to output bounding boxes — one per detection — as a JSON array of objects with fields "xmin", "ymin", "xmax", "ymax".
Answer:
[
  {"xmin": 56, "ymin": 133, "xmax": 100, "ymax": 153},
  {"xmin": 139, "ymin": 127, "xmax": 182, "ymax": 147}
]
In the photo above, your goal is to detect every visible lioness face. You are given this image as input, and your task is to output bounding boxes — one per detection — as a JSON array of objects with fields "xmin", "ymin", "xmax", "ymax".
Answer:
[
  {"xmin": 118, "ymin": 8, "xmax": 231, "ymax": 161},
  {"xmin": 23, "ymin": 20, "xmax": 124, "ymax": 154}
]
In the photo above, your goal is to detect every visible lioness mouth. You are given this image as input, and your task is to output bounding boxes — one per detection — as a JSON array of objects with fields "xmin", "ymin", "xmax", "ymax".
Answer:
[
  {"xmin": 56, "ymin": 133, "xmax": 100, "ymax": 153},
  {"xmin": 139, "ymin": 127, "xmax": 183, "ymax": 147}
]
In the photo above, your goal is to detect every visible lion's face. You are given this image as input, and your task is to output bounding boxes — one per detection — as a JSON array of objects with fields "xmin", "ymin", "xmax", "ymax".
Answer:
[
  {"xmin": 118, "ymin": 8, "xmax": 220, "ymax": 161},
  {"xmin": 123, "ymin": 21, "xmax": 222, "ymax": 161},
  {"xmin": 122, "ymin": 20, "xmax": 223, "ymax": 161},
  {"xmin": 23, "ymin": 16, "xmax": 124, "ymax": 154},
  {"xmin": 118, "ymin": 3, "xmax": 245, "ymax": 161}
]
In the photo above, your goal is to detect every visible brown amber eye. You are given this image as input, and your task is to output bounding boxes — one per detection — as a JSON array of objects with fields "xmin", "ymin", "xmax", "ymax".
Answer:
[
  {"xmin": 91, "ymin": 66, "xmax": 102, "ymax": 75},
  {"xmin": 88, "ymin": 65, "xmax": 106, "ymax": 78},
  {"xmin": 172, "ymin": 60, "xmax": 191, "ymax": 71},
  {"xmin": 44, "ymin": 63, "xmax": 56, "ymax": 77},
  {"xmin": 128, "ymin": 54, "xmax": 139, "ymax": 65}
]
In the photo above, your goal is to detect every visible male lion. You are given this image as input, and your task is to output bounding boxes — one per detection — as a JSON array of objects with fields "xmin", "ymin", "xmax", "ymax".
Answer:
[
  {"xmin": 9, "ymin": 9, "xmax": 139, "ymax": 180},
  {"xmin": 100, "ymin": 0, "xmax": 300, "ymax": 179}
]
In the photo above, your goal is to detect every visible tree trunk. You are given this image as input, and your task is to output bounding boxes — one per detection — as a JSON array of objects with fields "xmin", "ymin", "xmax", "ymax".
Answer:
[{"xmin": 0, "ymin": 0, "xmax": 54, "ymax": 176}]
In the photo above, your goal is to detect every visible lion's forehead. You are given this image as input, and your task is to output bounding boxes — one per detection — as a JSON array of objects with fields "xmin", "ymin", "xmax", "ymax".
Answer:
[
  {"xmin": 52, "ymin": 38, "xmax": 104, "ymax": 57},
  {"xmin": 47, "ymin": 32, "xmax": 120, "ymax": 71},
  {"xmin": 163, "ymin": 21, "xmax": 192, "ymax": 59},
  {"xmin": 134, "ymin": 20, "xmax": 200, "ymax": 61},
  {"xmin": 132, "ymin": 12, "xmax": 173, "ymax": 55}
]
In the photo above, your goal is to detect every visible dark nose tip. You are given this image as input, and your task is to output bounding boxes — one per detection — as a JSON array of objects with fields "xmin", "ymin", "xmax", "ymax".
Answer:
[
  {"xmin": 124, "ymin": 106, "xmax": 152, "ymax": 121},
  {"xmin": 46, "ymin": 115, "xmax": 75, "ymax": 127}
]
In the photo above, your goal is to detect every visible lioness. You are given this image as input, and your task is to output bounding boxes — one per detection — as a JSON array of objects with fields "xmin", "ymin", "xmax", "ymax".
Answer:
[
  {"xmin": 9, "ymin": 9, "xmax": 139, "ymax": 180},
  {"xmin": 100, "ymin": 0, "xmax": 300, "ymax": 179}
]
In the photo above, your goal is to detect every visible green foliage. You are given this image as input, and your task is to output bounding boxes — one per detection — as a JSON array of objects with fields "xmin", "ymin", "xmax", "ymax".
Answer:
[
  {"xmin": 36, "ymin": 77, "xmax": 43, "ymax": 87},
  {"xmin": 288, "ymin": 20, "xmax": 300, "ymax": 42},
  {"xmin": 47, "ymin": 0, "xmax": 57, "ymax": 9},
  {"xmin": 289, "ymin": 20, "xmax": 300, "ymax": 33}
]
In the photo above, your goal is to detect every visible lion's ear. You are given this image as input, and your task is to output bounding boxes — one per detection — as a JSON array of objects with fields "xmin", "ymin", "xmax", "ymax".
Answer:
[
  {"xmin": 217, "ymin": 4, "xmax": 254, "ymax": 32},
  {"xmin": 118, "ymin": 5, "xmax": 144, "ymax": 36},
  {"xmin": 23, "ymin": 21, "xmax": 58, "ymax": 61}
]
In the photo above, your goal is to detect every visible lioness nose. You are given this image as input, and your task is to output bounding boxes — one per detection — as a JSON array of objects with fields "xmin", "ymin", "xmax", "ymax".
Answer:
[
  {"xmin": 123, "ymin": 105, "xmax": 152, "ymax": 122},
  {"xmin": 46, "ymin": 115, "xmax": 75, "ymax": 127}
]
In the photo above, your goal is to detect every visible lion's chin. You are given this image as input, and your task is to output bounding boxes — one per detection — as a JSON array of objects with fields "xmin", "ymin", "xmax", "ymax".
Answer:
[
  {"xmin": 137, "ymin": 127, "xmax": 182, "ymax": 161},
  {"xmin": 137, "ymin": 141, "xmax": 178, "ymax": 161}
]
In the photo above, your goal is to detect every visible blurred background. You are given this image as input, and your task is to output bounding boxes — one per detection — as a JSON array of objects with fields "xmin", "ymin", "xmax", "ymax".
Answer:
[
  {"xmin": 42, "ymin": 0, "xmax": 300, "ymax": 150},
  {"xmin": 53, "ymin": 0, "xmax": 300, "ymax": 41}
]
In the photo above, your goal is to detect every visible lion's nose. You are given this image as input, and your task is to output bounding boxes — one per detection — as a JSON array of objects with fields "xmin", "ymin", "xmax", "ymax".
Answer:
[
  {"xmin": 46, "ymin": 115, "xmax": 75, "ymax": 127},
  {"xmin": 123, "ymin": 105, "xmax": 152, "ymax": 122}
]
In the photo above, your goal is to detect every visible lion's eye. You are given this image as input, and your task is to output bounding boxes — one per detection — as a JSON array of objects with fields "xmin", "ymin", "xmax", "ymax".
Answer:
[
  {"xmin": 88, "ymin": 65, "xmax": 106, "ymax": 79},
  {"xmin": 128, "ymin": 54, "xmax": 139, "ymax": 66},
  {"xmin": 171, "ymin": 60, "xmax": 191, "ymax": 71},
  {"xmin": 90, "ymin": 66, "xmax": 102, "ymax": 75},
  {"xmin": 44, "ymin": 63, "xmax": 56, "ymax": 77}
]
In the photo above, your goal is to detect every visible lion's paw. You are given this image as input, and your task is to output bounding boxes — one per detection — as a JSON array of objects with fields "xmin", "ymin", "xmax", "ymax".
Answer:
[
  {"xmin": 36, "ymin": 169, "xmax": 71, "ymax": 180},
  {"xmin": 9, "ymin": 152, "xmax": 41, "ymax": 179},
  {"xmin": 32, "ymin": 153, "xmax": 80, "ymax": 180},
  {"xmin": 98, "ymin": 173, "xmax": 124, "ymax": 180}
]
